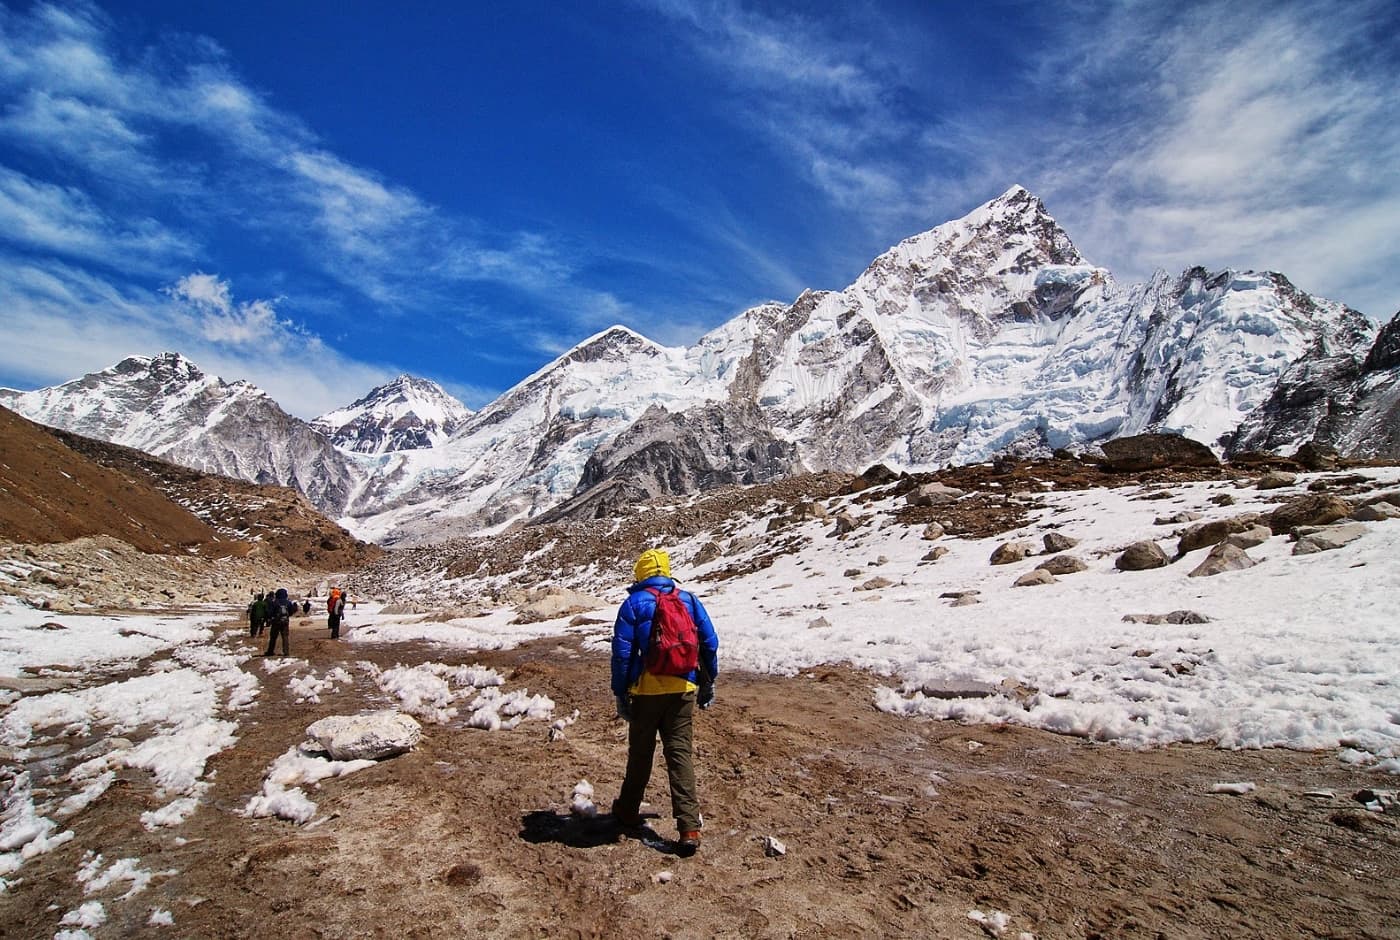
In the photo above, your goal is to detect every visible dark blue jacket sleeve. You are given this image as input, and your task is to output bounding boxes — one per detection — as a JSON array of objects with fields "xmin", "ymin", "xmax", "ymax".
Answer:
[
  {"xmin": 610, "ymin": 594, "xmax": 645, "ymax": 698},
  {"xmin": 687, "ymin": 592, "xmax": 719, "ymax": 684}
]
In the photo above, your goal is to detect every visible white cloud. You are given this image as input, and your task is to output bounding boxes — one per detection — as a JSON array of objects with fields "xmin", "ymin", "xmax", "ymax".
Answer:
[{"xmin": 0, "ymin": 166, "xmax": 191, "ymax": 270}]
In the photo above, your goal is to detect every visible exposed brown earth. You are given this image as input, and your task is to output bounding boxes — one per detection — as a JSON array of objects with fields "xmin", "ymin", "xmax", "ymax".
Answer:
[
  {"xmin": 0, "ymin": 405, "xmax": 379, "ymax": 572},
  {"xmin": 2, "ymin": 619, "xmax": 1396, "ymax": 939}
]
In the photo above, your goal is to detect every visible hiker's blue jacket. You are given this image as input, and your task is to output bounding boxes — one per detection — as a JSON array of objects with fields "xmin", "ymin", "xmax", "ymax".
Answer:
[{"xmin": 611, "ymin": 576, "xmax": 720, "ymax": 697}]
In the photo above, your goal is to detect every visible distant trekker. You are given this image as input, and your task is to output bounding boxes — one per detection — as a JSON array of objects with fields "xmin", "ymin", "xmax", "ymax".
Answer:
[
  {"xmin": 247, "ymin": 591, "xmax": 266, "ymax": 638},
  {"xmin": 327, "ymin": 587, "xmax": 347, "ymax": 639},
  {"xmin": 302, "ymin": 599, "xmax": 311, "ymax": 616},
  {"xmin": 610, "ymin": 548, "xmax": 719, "ymax": 857},
  {"xmin": 262, "ymin": 588, "xmax": 296, "ymax": 657}
]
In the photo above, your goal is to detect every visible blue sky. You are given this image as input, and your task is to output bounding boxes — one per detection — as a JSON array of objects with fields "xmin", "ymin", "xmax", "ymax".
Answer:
[{"xmin": 0, "ymin": 0, "xmax": 1396, "ymax": 418}]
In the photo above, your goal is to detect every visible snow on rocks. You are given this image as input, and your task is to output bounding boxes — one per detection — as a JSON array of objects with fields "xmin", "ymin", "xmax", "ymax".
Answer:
[
  {"xmin": 569, "ymin": 780, "xmax": 597, "ymax": 817},
  {"xmin": 289, "ymin": 666, "xmax": 354, "ymax": 704},
  {"xmin": 1209, "ymin": 781, "xmax": 1258, "ymax": 795},
  {"xmin": 304, "ymin": 711, "xmax": 422, "ymax": 760},
  {"xmin": 1292, "ymin": 522, "xmax": 1367, "ymax": 555},
  {"xmin": 242, "ymin": 746, "xmax": 378, "ymax": 825}
]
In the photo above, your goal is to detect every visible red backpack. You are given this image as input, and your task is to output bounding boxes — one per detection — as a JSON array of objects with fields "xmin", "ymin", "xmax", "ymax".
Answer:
[{"xmin": 644, "ymin": 587, "xmax": 700, "ymax": 677}]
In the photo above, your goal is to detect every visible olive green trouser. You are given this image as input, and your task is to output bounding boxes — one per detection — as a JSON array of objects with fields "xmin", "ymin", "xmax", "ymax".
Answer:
[{"xmin": 615, "ymin": 690, "xmax": 701, "ymax": 832}]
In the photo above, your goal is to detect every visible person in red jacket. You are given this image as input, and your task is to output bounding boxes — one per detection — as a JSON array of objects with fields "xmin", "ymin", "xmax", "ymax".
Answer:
[
  {"xmin": 327, "ymin": 587, "xmax": 346, "ymax": 639},
  {"xmin": 609, "ymin": 548, "xmax": 719, "ymax": 856}
]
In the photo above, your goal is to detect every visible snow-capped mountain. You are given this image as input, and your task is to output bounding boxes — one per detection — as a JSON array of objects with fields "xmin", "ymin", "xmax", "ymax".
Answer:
[
  {"xmin": 4, "ymin": 187, "xmax": 1391, "ymax": 544},
  {"xmin": 0, "ymin": 353, "xmax": 361, "ymax": 513},
  {"xmin": 312, "ymin": 375, "xmax": 472, "ymax": 454}
]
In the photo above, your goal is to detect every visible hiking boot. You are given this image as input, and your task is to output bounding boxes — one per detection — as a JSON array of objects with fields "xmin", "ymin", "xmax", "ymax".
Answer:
[{"xmin": 677, "ymin": 831, "xmax": 701, "ymax": 856}]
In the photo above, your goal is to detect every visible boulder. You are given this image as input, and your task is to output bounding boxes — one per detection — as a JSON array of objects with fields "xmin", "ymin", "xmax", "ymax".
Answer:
[
  {"xmin": 832, "ymin": 511, "xmax": 859, "ymax": 536},
  {"xmin": 1122, "ymin": 610, "xmax": 1211, "ymax": 625},
  {"xmin": 1188, "ymin": 543, "xmax": 1257, "ymax": 578},
  {"xmin": 1100, "ymin": 434, "xmax": 1220, "ymax": 472},
  {"xmin": 1268, "ymin": 494, "xmax": 1352, "ymax": 535},
  {"xmin": 989, "ymin": 541, "xmax": 1034, "ymax": 565},
  {"xmin": 905, "ymin": 482, "xmax": 965, "ymax": 507},
  {"xmin": 1292, "ymin": 441, "xmax": 1340, "ymax": 471},
  {"xmin": 1222, "ymin": 525, "xmax": 1272, "ymax": 550},
  {"xmin": 1116, "ymin": 541, "xmax": 1169, "ymax": 571},
  {"xmin": 1042, "ymin": 532, "xmax": 1079, "ymax": 554},
  {"xmin": 1293, "ymin": 523, "xmax": 1368, "ymax": 555},
  {"xmin": 1154, "ymin": 511, "xmax": 1202, "ymax": 525},
  {"xmin": 1352, "ymin": 502, "xmax": 1400, "ymax": 522},
  {"xmin": 693, "ymin": 541, "xmax": 724, "ymax": 566},
  {"xmin": 857, "ymin": 577, "xmax": 893, "ymax": 591},
  {"xmin": 846, "ymin": 464, "xmax": 900, "ymax": 493},
  {"xmin": 305, "ymin": 711, "xmax": 422, "ymax": 761},
  {"xmin": 1036, "ymin": 554, "xmax": 1088, "ymax": 575},
  {"xmin": 950, "ymin": 594, "xmax": 981, "ymax": 607},
  {"xmin": 514, "ymin": 586, "xmax": 610, "ymax": 624},
  {"xmin": 1013, "ymin": 569, "xmax": 1055, "ymax": 587},
  {"xmin": 1257, "ymin": 470, "xmax": 1298, "ymax": 490},
  {"xmin": 920, "ymin": 546, "xmax": 950, "ymax": 563},
  {"xmin": 1177, "ymin": 513, "xmax": 1265, "ymax": 555},
  {"xmin": 921, "ymin": 522, "xmax": 946, "ymax": 541},
  {"xmin": 1208, "ymin": 492, "xmax": 1236, "ymax": 506}
]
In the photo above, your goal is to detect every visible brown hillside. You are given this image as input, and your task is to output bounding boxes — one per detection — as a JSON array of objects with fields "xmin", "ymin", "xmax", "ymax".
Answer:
[
  {"xmin": 0, "ymin": 404, "xmax": 231, "ymax": 554},
  {"xmin": 0, "ymin": 405, "xmax": 380, "ymax": 571}
]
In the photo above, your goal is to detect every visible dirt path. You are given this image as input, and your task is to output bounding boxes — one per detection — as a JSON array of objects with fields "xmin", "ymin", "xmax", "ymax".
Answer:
[{"xmin": 3, "ymin": 616, "xmax": 1398, "ymax": 939}]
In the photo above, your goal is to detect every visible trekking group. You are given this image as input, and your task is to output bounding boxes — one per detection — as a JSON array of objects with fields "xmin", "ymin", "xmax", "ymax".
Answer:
[{"xmin": 245, "ymin": 584, "xmax": 353, "ymax": 656}]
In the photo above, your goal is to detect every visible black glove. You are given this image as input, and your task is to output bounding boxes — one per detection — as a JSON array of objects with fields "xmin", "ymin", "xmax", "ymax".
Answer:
[
  {"xmin": 615, "ymin": 695, "xmax": 631, "ymax": 722},
  {"xmin": 698, "ymin": 684, "xmax": 715, "ymax": 709}
]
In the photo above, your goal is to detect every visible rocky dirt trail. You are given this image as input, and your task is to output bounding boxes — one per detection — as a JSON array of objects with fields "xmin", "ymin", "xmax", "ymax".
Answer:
[{"xmin": 3, "ymin": 614, "xmax": 1398, "ymax": 940}]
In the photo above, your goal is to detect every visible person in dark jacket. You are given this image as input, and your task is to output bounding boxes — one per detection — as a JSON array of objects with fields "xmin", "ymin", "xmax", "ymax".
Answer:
[
  {"xmin": 247, "ymin": 591, "xmax": 265, "ymax": 638},
  {"xmin": 610, "ymin": 548, "xmax": 719, "ymax": 856},
  {"xmin": 262, "ymin": 588, "xmax": 297, "ymax": 657}
]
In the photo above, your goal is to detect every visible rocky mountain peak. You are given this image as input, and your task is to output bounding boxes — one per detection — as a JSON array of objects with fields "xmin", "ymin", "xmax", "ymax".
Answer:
[
  {"xmin": 562, "ymin": 324, "xmax": 662, "ymax": 365},
  {"xmin": 313, "ymin": 373, "xmax": 471, "ymax": 455}
]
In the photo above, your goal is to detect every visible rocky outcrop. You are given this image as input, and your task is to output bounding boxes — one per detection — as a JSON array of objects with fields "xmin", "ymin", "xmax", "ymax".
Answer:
[
  {"xmin": 1188, "ymin": 543, "xmax": 1257, "ymax": 578},
  {"xmin": 1100, "ymin": 435, "xmax": 1220, "ymax": 473}
]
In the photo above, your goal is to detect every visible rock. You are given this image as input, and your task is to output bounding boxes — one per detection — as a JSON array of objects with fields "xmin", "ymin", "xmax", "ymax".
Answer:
[
  {"xmin": 1100, "ymin": 434, "xmax": 1220, "ymax": 472},
  {"xmin": 919, "ymin": 680, "xmax": 998, "ymax": 699},
  {"xmin": 514, "ymin": 586, "xmax": 610, "ymax": 624},
  {"xmin": 920, "ymin": 522, "xmax": 946, "ymax": 541},
  {"xmin": 1268, "ymin": 494, "xmax": 1352, "ymax": 535},
  {"xmin": 842, "ymin": 568, "xmax": 863, "ymax": 578},
  {"xmin": 832, "ymin": 511, "xmax": 859, "ymax": 536},
  {"xmin": 1154, "ymin": 511, "xmax": 1202, "ymax": 525},
  {"xmin": 1352, "ymin": 502, "xmax": 1400, "ymax": 522},
  {"xmin": 0, "ymin": 675, "xmax": 83, "ymax": 694},
  {"xmin": 938, "ymin": 590, "xmax": 979, "ymax": 599},
  {"xmin": 1176, "ymin": 513, "xmax": 1265, "ymax": 555},
  {"xmin": 1042, "ymin": 532, "xmax": 1079, "ymax": 554},
  {"xmin": 989, "ymin": 541, "xmax": 1033, "ymax": 565},
  {"xmin": 1036, "ymin": 555, "xmax": 1088, "ymax": 575},
  {"xmin": 920, "ymin": 546, "xmax": 950, "ymax": 563},
  {"xmin": 378, "ymin": 601, "xmax": 420, "ymax": 615},
  {"xmin": 1208, "ymin": 493, "xmax": 1236, "ymax": 506},
  {"xmin": 1222, "ymin": 525, "xmax": 1272, "ymax": 550},
  {"xmin": 1293, "ymin": 441, "xmax": 1340, "ymax": 471},
  {"xmin": 1257, "ymin": 470, "xmax": 1298, "ymax": 490},
  {"xmin": 794, "ymin": 500, "xmax": 829, "ymax": 521},
  {"xmin": 305, "ymin": 711, "xmax": 422, "ymax": 760},
  {"xmin": 1014, "ymin": 569, "xmax": 1055, "ymax": 587},
  {"xmin": 1293, "ymin": 523, "xmax": 1368, "ymax": 555},
  {"xmin": 807, "ymin": 616, "xmax": 831, "ymax": 630},
  {"xmin": 846, "ymin": 464, "xmax": 900, "ymax": 493},
  {"xmin": 950, "ymin": 595, "xmax": 981, "ymax": 607},
  {"xmin": 905, "ymin": 482, "xmax": 965, "ymax": 507},
  {"xmin": 1188, "ymin": 543, "xmax": 1257, "ymax": 577},
  {"xmin": 763, "ymin": 836, "xmax": 787, "ymax": 857},
  {"xmin": 1116, "ymin": 541, "xmax": 1169, "ymax": 571},
  {"xmin": 857, "ymin": 577, "xmax": 893, "ymax": 591},
  {"xmin": 1122, "ymin": 610, "xmax": 1211, "ymax": 625},
  {"xmin": 693, "ymin": 541, "xmax": 724, "ymax": 566}
]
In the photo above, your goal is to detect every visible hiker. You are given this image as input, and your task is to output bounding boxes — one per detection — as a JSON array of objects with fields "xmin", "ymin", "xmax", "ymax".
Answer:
[
  {"xmin": 247, "ymin": 591, "xmax": 265, "ymax": 638},
  {"xmin": 262, "ymin": 587, "xmax": 296, "ymax": 657},
  {"xmin": 301, "ymin": 599, "xmax": 311, "ymax": 616},
  {"xmin": 327, "ymin": 587, "xmax": 346, "ymax": 639},
  {"xmin": 610, "ymin": 548, "xmax": 719, "ymax": 857}
]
